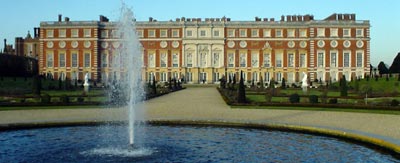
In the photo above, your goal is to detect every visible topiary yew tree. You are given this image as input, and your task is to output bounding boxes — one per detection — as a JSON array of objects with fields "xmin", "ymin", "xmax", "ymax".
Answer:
[
  {"xmin": 340, "ymin": 75, "xmax": 348, "ymax": 97},
  {"xmin": 237, "ymin": 71, "xmax": 246, "ymax": 103},
  {"xmin": 389, "ymin": 52, "xmax": 400, "ymax": 73}
]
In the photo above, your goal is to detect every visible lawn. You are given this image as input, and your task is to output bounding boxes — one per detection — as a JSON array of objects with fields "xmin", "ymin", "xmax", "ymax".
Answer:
[{"xmin": 231, "ymin": 105, "xmax": 400, "ymax": 115}]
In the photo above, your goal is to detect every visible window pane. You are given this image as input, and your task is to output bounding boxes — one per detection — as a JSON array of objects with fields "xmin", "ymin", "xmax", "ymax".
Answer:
[
  {"xmin": 72, "ymin": 53, "xmax": 78, "ymax": 67},
  {"xmin": 84, "ymin": 53, "xmax": 90, "ymax": 67},
  {"xmin": 344, "ymin": 52, "xmax": 350, "ymax": 67},
  {"xmin": 59, "ymin": 53, "xmax": 65, "ymax": 67},
  {"xmin": 318, "ymin": 52, "xmax": 324, "ymax": 67},
  {"xmin": 300, "ymin": 54, "xmax": 306, "ymax": 67},
  {"xmin": 47, "ymin": 53, "xmax": 53, "ymax": 67},
  {"xmin": 228, "ymin": 53, "xmax": 234, "ymax": 67}
]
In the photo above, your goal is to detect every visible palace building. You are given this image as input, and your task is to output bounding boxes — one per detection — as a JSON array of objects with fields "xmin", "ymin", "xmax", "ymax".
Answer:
[{"xmin": 39, "ymin": 13, "xmax": 370, "ymax": 85}]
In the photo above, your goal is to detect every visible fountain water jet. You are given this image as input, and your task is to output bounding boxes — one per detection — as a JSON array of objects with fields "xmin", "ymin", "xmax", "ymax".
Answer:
[{"xmin": 109, "ymin": 2, "xmax": 145, "ymax": 147}]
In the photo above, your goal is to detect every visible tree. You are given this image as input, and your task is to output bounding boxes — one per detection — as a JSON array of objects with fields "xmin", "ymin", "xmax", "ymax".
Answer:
[
  {"xmin": 369, "ymin": 64, "xmax": 373, "ymax": 77},
  {"xmin": 340, "ymin": 75, "xmax": 348, "ymax": 97},
  {"xmin": 269, "ymin": 78, "xmax": 275, "ymax": 90},
  {"xmin": 237, "ymin": 71, "xmax": 246, "ymax": 103},
  {"xmin": 377, "ymin": 61, "xmax": 389, "ymax": 75},
  {"xmin": 168, "ymin": 77, "xmax": 172, "ymax": 90},
  {"xmin": 219, "ymin": 75, "xmax": 226, "ymax": 89},
  {"xmin": 232, "ymin": 74, "xmax": 236, "ymax": 86},
  {"xmin": 58, "ymin": 77, "xmax": 62, "ymax": 90},
  {"xmin": 281, "ymin": 77, "xmax": 286, "ymax": 89},
  {"xmin": 152, "ymin": 75, "xmax": 157, "ymax": 95},
  {"xmin": 389, "ymin": 52, "xmax": 400, "ymax": 73},
  {"xmin": 354, "ymin": 77, "xmax": 360, "ymax": 92},
  {"xmin": 32, "ymin": 75, "xmax": 41, "ymax": 96}
]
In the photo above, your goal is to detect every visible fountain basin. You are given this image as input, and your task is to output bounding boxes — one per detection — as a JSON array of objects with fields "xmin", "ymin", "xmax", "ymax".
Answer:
[{"xmin": 0, "ymin": 121, "xmax": 398, "ymax": 162}]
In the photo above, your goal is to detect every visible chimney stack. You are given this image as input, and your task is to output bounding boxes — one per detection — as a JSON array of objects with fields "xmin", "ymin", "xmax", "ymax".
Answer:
[
  {"xmin": 3, "ymin": 39, "xmax": 6, "ymax": 50},
  {"xmin": 34, "ymin": 28, "xmax": 37, "ymax": 38},
  {"xmin": 149, "ymin": 17, "xmax": 153, "ymax": 22},
  {"xmin": 58, "ymin": 14, "xmax": 62, "ymax": 22},
  {"xmin": 350, "ymin": 14, "xmax": 356, "ymax": 20},
  {"xmin": 287, "ymin": 15, "xmax": 291, "ymax": 22},
  {"xmin": 64, "ymin": 17, "xmax": 70, "ymax": 22}
]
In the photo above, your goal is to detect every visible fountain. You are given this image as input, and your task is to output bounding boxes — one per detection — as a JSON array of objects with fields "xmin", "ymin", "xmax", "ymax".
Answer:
[
  {"xmin": 83, "ymin": 73, "xmax": 90, "ymax": 94},
  {"xmin": 108, "ymin": 3, "xmax": 145, "ymax": 147},
  {"xmin": 301, "ymin": 72, "xmax": 308, "ymax": 94}
]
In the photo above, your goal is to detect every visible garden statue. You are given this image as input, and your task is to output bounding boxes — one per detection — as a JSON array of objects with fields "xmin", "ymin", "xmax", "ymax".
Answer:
[
  {"xmin": 301, "ymin": 72, "xmax": 308, "ymax": 93},
  {"xmin": 83, "ymin": 73, "xmax": 90, "ymax": 93}
]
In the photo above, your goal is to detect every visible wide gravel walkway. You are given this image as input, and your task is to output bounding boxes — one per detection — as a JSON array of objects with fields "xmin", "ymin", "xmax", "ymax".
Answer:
[{"xmin": 0, "ymin": 87, "xmax": 399, "ymax": 146}]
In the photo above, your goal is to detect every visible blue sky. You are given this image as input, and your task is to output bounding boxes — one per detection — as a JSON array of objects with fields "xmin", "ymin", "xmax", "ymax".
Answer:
[{"xmin": 1, "ymin": 0, "xmax": 399, "ymax": 66}]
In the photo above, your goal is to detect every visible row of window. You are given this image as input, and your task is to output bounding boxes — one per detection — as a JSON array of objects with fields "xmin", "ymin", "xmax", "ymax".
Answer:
[
  {"xmin": 147, "ymin": 52, "xmax": 181, "ymax": 68},
  {"xmin": 136, "ymin": 29, "xmax": 180, "ymax": 38},
  {"xmin": 145, "ymin": 50, "xmax": 363, "ymax": 68},
  {"xmin": 227, "ymin": 28, "xmax": 364, "ymax": 38},
  {"xmin": 46, "ymin": 27, "xmax": 365, "ymax": 39},
  {"xmin": 317, "ymin": 51, "xmax": 364, "ymax": 68},
  {"xmin": 147, "ymin": 70, "xmax": 360, "ymax": 84},
  {"xmin": 46, "ymin": 29, "xmax": 93, "ymax": 38},
  {"xmin": 46, "ymin": 52, "xmax": 91, "ymax": 68},
  {"xmin": 134, "ymin": 28, "xmax": 365, "ymax": 38}
]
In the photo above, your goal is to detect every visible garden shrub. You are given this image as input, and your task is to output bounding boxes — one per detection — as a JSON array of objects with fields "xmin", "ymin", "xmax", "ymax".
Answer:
[
  {"xmin": 289, "ymin": 93, "xmax": 300, "ymax": 103},
  {"xmin": 77, "ymin": 97, "xmax": 84, "ymax": 103},
  {"xmin": 321, "ymin": 89, "xmax": 328, "ymax": 104},
  {"xmin": 41, "ymin": 94, "xmax": 51, "ymax": 103},
  {"xmin": 265, "ymin": 91, "xmax": 272, "ymax": 103},
  {"xmin": 60, "ymin": 94, "xmax": 69, "ymax": 104},
  {"xmin": 328, "ymin": 98, "xmax": 338, "ymax": 104},
  {"xmin": 390, "ymin": 99, "xmax": 399, "ymax": 107},
  {"xmin": 309, "ymin": 95, "xmax": 318, "ymax": 104}
]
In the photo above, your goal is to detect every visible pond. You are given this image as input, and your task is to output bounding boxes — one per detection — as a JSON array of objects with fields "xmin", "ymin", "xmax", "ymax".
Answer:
[{"xmin": 0, "ymin": 125, "xmax": 397, "ymax": 162}]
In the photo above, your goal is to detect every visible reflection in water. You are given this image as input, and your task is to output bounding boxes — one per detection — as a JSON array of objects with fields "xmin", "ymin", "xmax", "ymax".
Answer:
[{"xmin": 0, "ymin": 125, "xmax": 397, "ymax": 162}]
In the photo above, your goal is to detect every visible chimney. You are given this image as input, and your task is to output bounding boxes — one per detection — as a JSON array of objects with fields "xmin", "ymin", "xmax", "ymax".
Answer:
[
  {"xmin": 181, "ymin": 17, "xmax": 185, "ymax": 21},
  {"xmin": 303, "ymin": 15, "xmax": 309, "ymax": 21},
  {"xmin": 292, "ymin": 15, "xmax": 296, "ymax": 21},
  {"xmin": 36, "ymin": 28, "xmax": 40, "ymax": 37},
  {"xmin": 338, "ymin": 14, "xmax": 343, "ymax": 20},
  {"xmin": 58, "ymin": 14, "xmax": 62, "ymax": 22},
  {"xmin": 176, "ymin": 18, "xmax": 180, "ymax": 22},
  {"xmin": 270, "ymin": 18, "xmax": 275, "ymax": 22},
  {"xmin": 350, "ymin": 14, "xmax": 356, "ymax": 20},
  {"xmin": 64, "ymin": 17, "xmax": 70, "ymax": 22},
  {"xmin": 99, "ymin": 15, "xmax": 109, "ymax": 22},
  {"xmin": 297, "ymin": 16, "xmax": 302, "ymax": 21},
  {"xmin": 281, "ymin": 15, "xmax": 285, "ymax": 21},
  {"xmin": 34, "ymin": 28, "xmax": 37, "ymax": 38},
  {"xmin": 227, "ymin": 18, "xmax": 231, "ymax": 21},
  {"xmin": 149, "ymin": 17, "xmax": 153, "ymax": 22},
  {"xmin": 3, "ymin": 39, "xmax": 6, "ymax": 50},
  {"xmin": 287, "ymin": 15, "xmax": 291, "ymax": 22},
  {"xmin": 344, "ymin": 14, "xmax": 350, "ymax": 20}
]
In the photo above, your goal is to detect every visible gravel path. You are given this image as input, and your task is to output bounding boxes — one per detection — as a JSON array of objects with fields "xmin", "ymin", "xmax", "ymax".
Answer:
[{"xmin": 0, "ymin": 87, "xmax": 399, "ymax": 145}]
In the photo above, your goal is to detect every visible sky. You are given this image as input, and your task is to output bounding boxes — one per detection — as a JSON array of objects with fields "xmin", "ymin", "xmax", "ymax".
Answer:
[{"xmin": 1, "ymin": 0, "xmax": 399, "ymax": 66}]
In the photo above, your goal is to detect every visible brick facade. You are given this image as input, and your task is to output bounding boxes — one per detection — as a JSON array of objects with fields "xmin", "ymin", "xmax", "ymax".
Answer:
[{"xmin": 39, "ymin": 13, "xmax": 370, "ymax": 85}]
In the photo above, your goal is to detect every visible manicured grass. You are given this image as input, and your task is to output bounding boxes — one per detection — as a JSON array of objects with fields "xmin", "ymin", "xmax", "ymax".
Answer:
[
  {"xmin": 0, "ymin": 105, "xmax": 105, "ymax": 111},
  {"xmin": 231, "ymin": 105, "xmax": 400, "ymax": 115},
  {"xmin": 345, "ymin": 76, "xmax": 400, "ymax": 93},
  {"xmin": 41, "ymin": 89, "xmax": 105, "ymax": 96}
]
